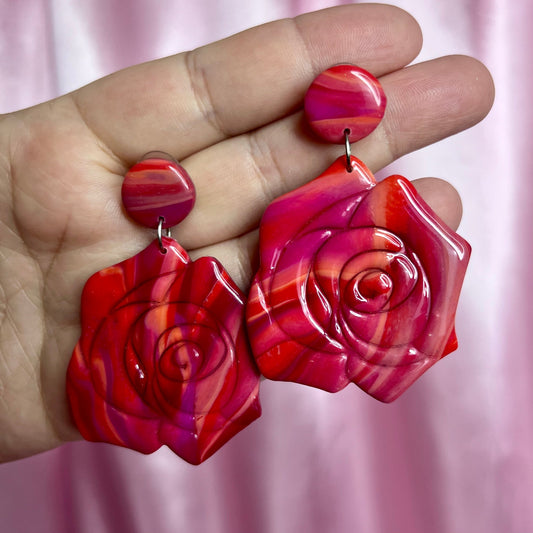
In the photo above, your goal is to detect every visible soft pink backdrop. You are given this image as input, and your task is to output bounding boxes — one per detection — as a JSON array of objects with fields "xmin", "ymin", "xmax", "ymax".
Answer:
[{"xmin": 1, "ymin": 1, "xmax": 530, "ymax": 532}]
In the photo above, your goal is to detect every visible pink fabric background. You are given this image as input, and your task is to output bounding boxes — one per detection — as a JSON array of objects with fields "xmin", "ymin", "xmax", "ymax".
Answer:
[{"xmin": 0, "ymin": 1, "xmax": 530, "ymax": 532}]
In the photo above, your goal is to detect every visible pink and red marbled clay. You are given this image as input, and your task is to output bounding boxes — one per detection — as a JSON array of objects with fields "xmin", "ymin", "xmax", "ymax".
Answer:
[
  {"xmin": 121, "ymin": 154, "xmax": 195, "ymax": 229},
  {"xmin": 246, "ymin": 64, "xmax": 471, "ymax": 401},
  {"xmin": 69, "ymin": 154, "xmax": 262, "ymax": 463},
  {"xmin": 67, "ymin": 238, "xmax": 261, "ymax": 464},
  {"xmin": 246, "ymin": 157, "xmax": 470, "ymax": 402},
  {"xmin": 68, "ymin": 61, "xmax": 469, "ymax": 467},
  {"xmin": 304, "ymin": 65, "xmax": 386, "ymax": 144}
]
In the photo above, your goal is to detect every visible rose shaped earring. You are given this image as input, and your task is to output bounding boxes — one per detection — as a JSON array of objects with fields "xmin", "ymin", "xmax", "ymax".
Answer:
[
  {"xmin": 246, "ymin": 65, "xmax": 471, "ymax": 402},
  {"xmin": 67, "ymin": 152, "xmax": 261, "ymax": 464}
]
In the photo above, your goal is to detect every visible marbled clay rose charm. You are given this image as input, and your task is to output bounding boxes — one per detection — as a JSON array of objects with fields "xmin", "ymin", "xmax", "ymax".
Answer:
[
  {"xmin": 246, "ymin": 156, "xmax": 471, "ymax": 402},
  {"xmin": 67, "ymin": 237, "xmax": 261, "ymax": 464}
]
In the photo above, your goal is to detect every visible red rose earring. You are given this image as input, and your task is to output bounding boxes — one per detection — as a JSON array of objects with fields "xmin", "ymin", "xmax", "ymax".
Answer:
[
  {"xmin": 246, "ymin": 65, "xmax": 471, "ymax": 402},
  {"xmin": 67, "ymin": 152, "xmax": 261, "ymax": 464}
]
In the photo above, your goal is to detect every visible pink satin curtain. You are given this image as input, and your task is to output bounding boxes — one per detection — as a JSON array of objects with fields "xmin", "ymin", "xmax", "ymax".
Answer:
[{"xmin": 1, "ymin": 1, "xmax": 531, "ymax": 532}]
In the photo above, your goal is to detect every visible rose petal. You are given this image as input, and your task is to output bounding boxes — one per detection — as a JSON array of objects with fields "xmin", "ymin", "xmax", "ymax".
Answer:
[
  {"xmin": 269, "ymin": 230, "xmax": 332, "ymax": 343},
  {"xmin": 160, "ymin": 390, "xmax": 261, "ymax": 465},
  {"xmin": 351, "ymin": 176, "xmax": 470, "ymax": 356},
  {"xmin": 66, "ymin": 360, "xmax": 162, "ymax": 453},
  {"xmin": 67, "ymin": 238, "xmax": 261, "ymax": 463},
  {"xmin": 257, "ymin": 157, "xmax": 375, "ymax": 275},
  {"xmin": 247, "ymin": 159, "xmax": 470, "ymax": 402}
]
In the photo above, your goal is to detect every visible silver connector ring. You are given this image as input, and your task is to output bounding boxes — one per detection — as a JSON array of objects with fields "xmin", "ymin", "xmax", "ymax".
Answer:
[
  {"xmin": 344, "ymin": 129, "xmax": 352, "ymax": 172},
  {"xmin": 157, "ymin": 216, "xmax": 171, "ymax": 254}
]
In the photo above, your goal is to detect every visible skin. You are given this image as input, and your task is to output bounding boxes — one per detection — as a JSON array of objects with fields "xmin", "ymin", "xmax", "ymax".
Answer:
[{"xmin": 0, "ymin": 4, "xmax": 494, "ymax": 462}]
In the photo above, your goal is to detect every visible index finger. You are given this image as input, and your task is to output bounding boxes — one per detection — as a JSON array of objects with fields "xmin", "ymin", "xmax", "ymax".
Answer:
[{"xmin": 72, "ymin": 4, "xmax": 422, "ymax": 162}]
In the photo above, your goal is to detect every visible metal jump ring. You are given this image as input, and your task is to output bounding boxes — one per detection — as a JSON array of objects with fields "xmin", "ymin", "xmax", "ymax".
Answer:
[
  {"xmin": 157, "ymin": 216, "xmax": 171, "ymax": 254},
  {"xmin": 344, "ymin": 129, "xmax": 352, "ymax": 173}
]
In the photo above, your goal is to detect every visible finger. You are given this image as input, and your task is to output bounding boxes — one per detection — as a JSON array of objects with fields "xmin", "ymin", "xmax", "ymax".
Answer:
[
  {"xmin": 71, "ymin": 4, "xmax": 422, "ymax": 161},
  {"xmin": 370, "ymin": 55, "xmax": 495, "ymax": 170},
  {"xmin": 192, "ymin": 177, "xmax": 463, "ymax": 291},
  {"xmin": 412, "ymin": 177, "xmax": 463, "ymax": 231},
  {"xmin": 173, "ymin": 55, "xmax": 492, "ymax": 248}
]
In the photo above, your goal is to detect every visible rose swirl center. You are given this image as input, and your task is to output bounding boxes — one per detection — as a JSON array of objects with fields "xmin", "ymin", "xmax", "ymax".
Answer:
[
  {"xmin": 159, "ymin": 340, "xmax": 204, "ymax": 382},
  {"xmin": 344, "ymin": 269, "xmax": 394, "ymax": 313}
]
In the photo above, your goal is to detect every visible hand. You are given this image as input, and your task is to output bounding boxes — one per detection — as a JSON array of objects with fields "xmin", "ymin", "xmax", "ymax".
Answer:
[{"xmin": 0, "ymin": 4, "xmax": 494, "ymax": 461}]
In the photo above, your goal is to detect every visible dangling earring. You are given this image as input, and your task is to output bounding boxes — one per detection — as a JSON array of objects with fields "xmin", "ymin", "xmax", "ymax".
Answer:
[
  {"xmin": 246, "ymin": 65, "xmax": 471, "ymax": 402},
  {"xmin": 67, "ymin": 152, "xmax": 261, "ymax": 464}
]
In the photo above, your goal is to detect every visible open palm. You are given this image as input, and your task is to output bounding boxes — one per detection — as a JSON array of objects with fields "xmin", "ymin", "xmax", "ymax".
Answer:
[{"xmin": 0, "ymin": 4, "xmax": 494, "ymax": 461}]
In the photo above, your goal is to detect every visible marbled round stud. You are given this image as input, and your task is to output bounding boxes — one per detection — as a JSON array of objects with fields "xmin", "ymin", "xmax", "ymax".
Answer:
[
  {"xmin": 121, "ymin": 152, "xmax": 195, "ymax": 229},
  {"xmin": 304, "ymin": 64, "xmax": 386, "ymax": 144}
]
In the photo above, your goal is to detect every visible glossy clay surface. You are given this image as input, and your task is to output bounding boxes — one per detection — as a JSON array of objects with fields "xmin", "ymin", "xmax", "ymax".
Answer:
[
  {"xmin": 247, "ymin": 157, "xmax": 471, "ymax": 402},
  {"xmin": 304, "ymin": 65, "xmax": 386, "ymax": 144},
  {"xmin": 121, "ymin": 158, "xmax": 195, "ymax": 229},
  {"xmin": 67, "ymin": 238, "xmax": 261, "ymax": 464}
]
